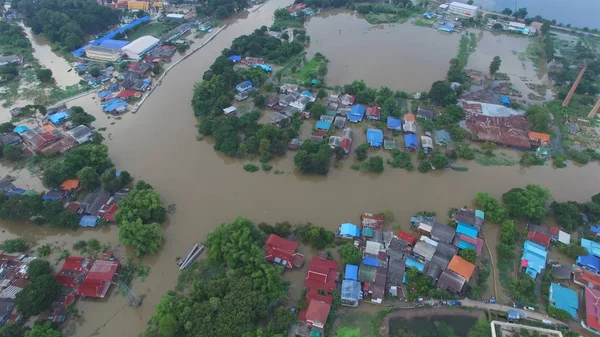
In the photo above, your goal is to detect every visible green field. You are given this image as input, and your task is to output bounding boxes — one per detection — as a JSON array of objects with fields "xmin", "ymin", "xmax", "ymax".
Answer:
[
  {"xmin": 125, "ymin": 22, "xmax": 177, "ymax": 41},
  {"xmin": 389, "ymin": 315, "xmax": 479, "ymax": 337}
]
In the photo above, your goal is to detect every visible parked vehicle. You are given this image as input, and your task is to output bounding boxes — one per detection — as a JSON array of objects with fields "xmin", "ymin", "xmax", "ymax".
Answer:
[{"xmin": 524, "ymin": 306, "xmax": 535, "ymax": 311}]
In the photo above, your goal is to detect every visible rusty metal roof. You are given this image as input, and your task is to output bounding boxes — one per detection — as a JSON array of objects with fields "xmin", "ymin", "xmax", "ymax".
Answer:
[{"xmin": 465, "ymin": 114, "xmax": 530, "ymax": 148}]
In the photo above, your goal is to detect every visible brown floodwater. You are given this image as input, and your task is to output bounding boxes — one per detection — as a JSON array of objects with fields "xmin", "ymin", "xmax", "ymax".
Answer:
[
  {"xmin": 3, "ymin": 3, "xmax": 600, "ymax": 336},
  {"xmin": 305, "ymin": 10, "xmax": 461, "ymax": 92}
]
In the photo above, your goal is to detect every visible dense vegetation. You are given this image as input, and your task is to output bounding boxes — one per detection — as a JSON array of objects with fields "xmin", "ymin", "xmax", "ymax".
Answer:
[
  {"xmin": 0, "ymin": 21, "xmax": 32, "ymax": 61},
  {"xmin": 13, "ymin": 0, "xmax": 120, "ymax": 52},
  {"xmin": 140, "ymin": 217, "xmax": 294, "ymax": 337},
  {"xmin": 293, "ymin": 140, "xmax": 332, "ymax": 175},
  {"xmin": 15, "ymin": 261, "xmax": 61, "ymax": 315},
  {"xmin": 194, "ymin": 0, "xmax": 248, "ymax": 19},
  {"xmin": 42, "ymin": 144, "xmax": 113, "ymax": 188},
  {"xmin": 0, "ymin": 194, "xmax": 79, "ymax": 229}
]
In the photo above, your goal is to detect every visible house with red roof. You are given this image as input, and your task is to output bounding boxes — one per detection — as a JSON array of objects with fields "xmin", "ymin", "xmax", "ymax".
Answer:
[
  {"xmin": 304, "ymin": 257, "xmax": 339, "ymax": 293},
  {"xmin": 116, "ymin": 90, "xmax": 141, "ymax": 99},
  {"xmin": 298, "ymin": 289, "xmax": 332, "ymax": 332},
  {"xmin": 101, "ymin": 203, "xmax": 118, "ymax": 222},
  {"xmin": 77, "ymin": 260, "xmax": 119, "ymax": 298},
  {"xmin": 574, "ymin": 266, "xmax": 600, "ymax": 290},
  {"xmin": 396, "ymin": 230, "xmax": 417, "ymax": 246},
  {"xmin": 361, "ymin": 213, "xmax": 384, "ymax": 230},
  {"xmin": 56, "ymin": 257, "xmax": 92, "ymax": 289},
  {"xmin": 366, "ymin": 106, "xmax": 381, "ymax": 121},
  {"xmin": 527, "ymin": 231, "xmax": 551, "ymax": 248},
  {"xmin": 265, "ymin": 234, "xmax": 305, "ymax": 268},
  {"xmin": 585, "ymin": 287, "xmax": 600, "ymax": 334}
]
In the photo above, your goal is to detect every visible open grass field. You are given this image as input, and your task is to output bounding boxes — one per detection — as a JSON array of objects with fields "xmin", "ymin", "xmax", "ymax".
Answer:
[{"xmin": 126, "ymin": 22, "xmax": 177, "ymax": 41}]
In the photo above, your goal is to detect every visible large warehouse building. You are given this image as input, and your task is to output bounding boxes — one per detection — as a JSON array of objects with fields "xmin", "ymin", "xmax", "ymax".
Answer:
[
  {"xmin": 448, "ymin": 1, "xmax": 478, "ymax": 17},
  {"xmin": 122, "ymin": 36, "xmax": 160, "ymax": 60},
  {"xmin": 85, "ymin": 46, "xmax": 123, "ymax": 62}
]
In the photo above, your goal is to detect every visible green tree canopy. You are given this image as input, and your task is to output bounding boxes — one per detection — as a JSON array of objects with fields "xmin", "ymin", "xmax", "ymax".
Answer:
[
  {"xmin": 340, "ymin": 244, "xmax": 362, "ymax": 266},
  {"xmin": 3, "ymin": 146, "xmax": 23, "ymax": 162},
  {"xmin": 550, "ymin": 201, "xmax": 584, "ymax": 231},
  {"xmin": 100, "ymin": 168, "xmax": 130, "ymax": 194},
  {"xmin": 525, "ymin": 106, "xmax": 550, "ymax": 133},
  {"xmin": 489, "ymin": 56, "xmax": 502, "ymax": 74},
  {"xmin": 15, "ymin": 274, "xmax": 61, "ymax": 315},
  {"xmin": 367, "ymin": 156, "xmax": 384, "ymax": 173},
  {"xmin": 502, "ymin": 185, "xmax": 551, "ymax": 222},
  {"xmin": 118, "ymin": 219, "xmax": 164, "ymax": 257},
  {"xmin": 429, "ymin": 81, "xmax": 457, "ymax": 106},
  {"xmin": 0, "ymin": 239, "xmax": 28, "ymax": 253},
  {"xmin": 0, "ymin": 323, "xmax": 25, "ymax": 337},
  {"xmin": 473, "ymin": 192, "xmax": 508, "ymax": 223},
  {"xmin": 116, "ymin": 186, "xmax": 166, "ymax": 224},
  {"xmin": 459, "ymin": 248, "xmax": 477, "ymax": 264},
  {"xmin": 77, "ymin": 166, "xmax": 100, "ymax": 191},
  {"xmin": 354, "ymin": 143, "xmax": 369, "ymax": 161},
  {"xmin": 26, "ymin": 259, "xmax": 54, "ymax": 282},
  {"xmin": 69, "ymin": 106, "xmax": 96, "ymax": 126},
  {"xmin": 27, "ymin": 321, "xmax": 61, "ymax": 337}
]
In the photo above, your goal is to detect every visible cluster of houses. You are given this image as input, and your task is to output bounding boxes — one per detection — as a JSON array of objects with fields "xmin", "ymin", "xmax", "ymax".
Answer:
[
  {"xmin": 286, "ymin": 3, "xmax": 316, "ymax": 17},
  {"xmin": 0, "ymin": 254, "xmax": 34, "ymax": 327},
  {"xmin": 5, "ymin": 106, "xmax": 95, "ymax": 156},
  {"xmin": 487, "ymin": 19, "xmax": 538, "ymax": 36}
]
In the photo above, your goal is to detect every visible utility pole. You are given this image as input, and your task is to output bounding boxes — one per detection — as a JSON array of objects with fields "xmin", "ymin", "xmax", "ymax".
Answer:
[{"xmin": 117, "ymin": 280, "xmax": 142, "ymax": 307}]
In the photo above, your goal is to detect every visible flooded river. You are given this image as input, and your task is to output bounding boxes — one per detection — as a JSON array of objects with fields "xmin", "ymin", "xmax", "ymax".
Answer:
[
  {"xmin": 3, "ymin": 2, "xmax": 600, "ymax": 336},
  {"xmin": 305, "ymin": 10, "xmax": 461, "ymax": 92}
]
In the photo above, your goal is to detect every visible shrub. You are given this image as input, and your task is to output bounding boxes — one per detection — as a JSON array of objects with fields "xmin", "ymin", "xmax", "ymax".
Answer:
[
  {"xmin": 261, "ymin": 163, "xmax": 272, "ymax": 171},
  {"xmin": 243, "ymin": 164, "xmax": 259, "ymax": 172},
  {"xmin": 0, "ymin": 239, "xmax": 28, "ymax": 253},
  {"xmin": 73, "ymin": 240, "xmax": 87, "ymax": 250},
  {"xmin": 37, "ymin": 245, "xmax": 52, "ymax": 257},
  {"xmin": 366, "ymin": 156, "xmax": 384, "ymax": 173},
  {"xmin": 553, "ymin": 154, "xmax": 567, "ymax": 168},
  {"xmin": 350, "ymin": 164, "xmax": 360, "ymax": 170},
  {"xmin": 418, "ymin": 160, "xmax": 431, "ymax": 173},
  {"xmin": 520, "ymin": 152, "xmax": 544, "ymax": 166}
]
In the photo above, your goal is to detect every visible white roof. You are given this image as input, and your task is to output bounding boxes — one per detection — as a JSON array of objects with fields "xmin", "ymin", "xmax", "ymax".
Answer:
[
  {"xmin": 439, "ymin": 4, "xmax": 449, "ymax": 9},
  {"xmin": 449, "ymin": 1, "xmax": 478, "ymax": 10},
  {"xmin": 421, "ymin": 135, "xmax": 433, "ymax": 149},
  {"xmin": 223, "ymin": 106, "xmax": 237, "ymax": 114},
  {"xmin": 166, "ymin": 13, "xmax": 185, "ymax": 19},
  {"xmin": 365, "ymin": 241, "xmax": 382, "ymax": 255},
  {"xmin": 509, "ymin": 22, "xmax": 526, "ymax": 29},
  {"xmin": 122, "ymin": 36, "xmax": 160, "ymax": 54},
  {"xmin": 418, "ymin": 223, "xmax": 433, "ymax": 233},
  {"xmin": 420, "ymin": 236, "xmax": 439, "ymax": 247},
  {"xmin": 558, "ymin": 231, "xmax": 571, "ymax": 244}
]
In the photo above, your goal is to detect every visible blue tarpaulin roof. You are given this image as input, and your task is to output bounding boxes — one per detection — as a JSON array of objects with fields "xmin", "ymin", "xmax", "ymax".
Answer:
[
  {"xmin": 6, "ymin": 188, "xmax": 25, "ymax": 196},
  {"xmin": 49, "ymin": 111, "xmax": 69, "ymax": 125},
  {"xmin": 72, "ymin": 16, "xmax": 151, "ymax": 56},
  {"xmin": 549, "ymin": 283, "xmax": 578, "ymax": 318},
  {"xmin": 229, "ymin": 55, "xmax": 241, "ymax": 62},
  {"xmin": 345, "ymin": 264, "xmax": 359, "ymax": 280},
  {"xmin": 434, "ymin": 129, "xmax": 451, "ymax": 145},
  {"xmin": 456, "ymin": 223, "xmax": 479, "ymax": 238},
  {"xmin": 99, "ymin": 39, "xmax": 130, "ymax": 49},
  {"xmin": 80, "ymin": 215, "xmax": 99, "ymax": 228},
  {"xmin": 582, "ymin": 239, "xmax": 600, "ymax": 257},
  {"xmin": 457, "ymin": 240, "xmax": 476, "ymax": 251},
  {"xmin": 591, "ymin": 225, "xmax": 600, "ymax": 234},
  {"xmin": 406, "ymin": 258, "xmax": 425, "ymax": 272},
  {"xmin": 577, "ymin": 254, "xmax": 600, "ymax": 273},
  {"xmin": 341, "ymin": 279, "xmax": 362, "ymax": 301},
  {"xmin": 301, "ymin": 90, "xmax": 312, "ymax": 97},
  {"xmin": 366, "ymin": 129, "xmax": 383, "ymax": 147},
  {"xmin": 347, "ymin": 105, "xmax": 365, "ymax": 122},
  {"xmin": 98, "ymin": 90, "xmax": 112, "ymax": 98},
  {"xmin": 501, "ymin": 95, "xmax": 511, "ymax": 105},
  {"xmin": 387, "ymin": 116, "xmax": 402, "ymax": 130},
  {"xmin": 363, "ymin": 257, "xmax": 379, "ymax": 267},
  {"xmin": 14, "ymin": 126, "xmax": 29, "ymax": 134},
  {"xmin": 254, "ymin": 64, "xmax": 272, "ymax": 72},
  {"xmin": 521, "ymin": 240, "xmax": 547, "ymax": 278},
  {"xmin": 404, "ymin": 134, "xmax": 418, "ymax": 149},
  {"xmin": 439, "ymin": 25, "xmax": 455, "ymax": 32},
  {"xmin": 340, "ymin": 223, "xmax": 360, "ymax": 238},
  {"xmin": 316, "ymin": 120, "xmax": 332, "ymax": 130}
]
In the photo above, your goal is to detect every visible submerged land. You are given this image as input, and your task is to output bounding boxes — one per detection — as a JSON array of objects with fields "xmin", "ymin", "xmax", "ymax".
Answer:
[{"xmin": 0, "ymin": 0, "xmax": 600, "ymax": 337}]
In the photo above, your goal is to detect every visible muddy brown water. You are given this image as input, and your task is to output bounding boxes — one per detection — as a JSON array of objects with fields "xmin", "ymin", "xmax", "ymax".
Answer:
[
  {"xmin": 2, "ymin": 2, "xmax": 600, "ymax": 336},
  {"xmin": 305, "ymin": 10, "xmax": 461, "ymax": 92}
]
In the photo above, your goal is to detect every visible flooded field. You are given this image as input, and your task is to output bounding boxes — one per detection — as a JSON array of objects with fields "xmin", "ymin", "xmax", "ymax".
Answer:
[
  {"xmin": 305, "ymin": 10, "xmax": 461, "ymax": 92},
  {"xmin": 2, "ymin": 2, "xmax": 600, "ymax": 337},
  {"xmin": 386, "ymin": 309, "xmax": 485, "ymax": 337}
]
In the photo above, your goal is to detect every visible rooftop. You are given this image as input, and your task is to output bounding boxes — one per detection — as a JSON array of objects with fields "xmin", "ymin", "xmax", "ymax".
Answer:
[
  {"xmin": 447, "ymin": 255, "xmax": 475, "ymax": 280},
  {"xmin": 549, "ymin": 283, "xmax": 578, "ymax": 318},
  {"xmin": 304, "ymin": 257, "xmax": 338, "ymax": 292}
]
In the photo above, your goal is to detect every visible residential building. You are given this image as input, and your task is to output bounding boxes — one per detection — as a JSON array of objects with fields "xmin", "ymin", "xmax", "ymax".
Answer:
[
  {"xmin": 361, "ymin": 213, "xmax": 384, "ymax": 230},
  {"xmin": 21, "ymin": 129, "xmax": 58, "ymax": 152},
  {"xmin": 529, "ymin": 132, "xmax": 551, "ymax": 147},
  {"xmin": 578, "ymin": 255, "xmax": 600, "ymax": 274},
  {"xmin": 465, "ymin": 114, "xmax": 530, "ymax": 148},
  {"xmin": 122, "ymin": 36, "xmax": 160, "ymax": 60},
  {"xmin": 290, "ymin": 96, "xmax": 310, "ymax": 111},
  {"xmin": 278, "ymin": 94, "xmax": 295, "ymax": 107},
  {"xmin": 434, "ymin": 130, "xmax": 451, "ymax": 147},
  {"xmin": 447, "ymin": 255, "xmax": 475, "ymax": 281},
  {"xmin": 527, "ymin": 231, "xmax": 551, "ymax": 248},
  {"xmin": 67, "ymin": 125, "xmax": 94, "ymax": 144},
  {"xmin": 78, "ymin": 189, "xmax": 110, "ymax": 215},
  {"xmin": 413, "ymin": 240, "xmax": 436, "ymax": 262},
  {"xmin": 521, "ymin": 240, "xmax": 548, "ymax": 278},
  {"xmin": 403, "ymin": 121, "xmax": 416, "ymax": 133},
  {"xmin": 341, "ymin": 279, "xmax": 361, "ymax": 307},
  {"xmin": 341, "ymin": 128, "xmax": 353, "ymax": 154},
  {"xmin": 456, "ymin": 223, "xmax": 479, "ymax": 239},
  {"xmin": 435, "ymin": 242, "xmax": 458, "ymax": 258},
  {"xmin": 333, "ymin": 116, "xmax": 346, "ymax": 129},
  {"xmin": 387, "ymin": 258, "xmax": 406, "ymax": 296},
  {"xmin": 0, "ymin": 55, "xmax": 22, "ymax": 67},
  {"xmin": 584, "ymin": 287, "xmax": 600, "ymax": 335},
  {"xmin": 431, "ymin": 222, "xmax": 456, "ymax": 244},
  {"xmin": 78, "ymin": 260, "xmax": 119, "ymax": 298},
  {"xmin": 304, "ymin": 257, "xmax": 338, "ymax": 292},
  {"xmin": 345, "ymin": 264, "xmax": 359, "ymax": 281},
  {"xmin": 340, "ymin": 94, "xmax": 355, "ymax": 106},
  {"xmin": 265, "ymin": 234, "xmax": 305, "ymax": 268},
  {"xmin": 574, "ymin": 266, "xmax": 600, "ymax": 290},
  {"xmin": 338, "ymin": 223, "xmax": 360, "ymax": 239},
  {"xmin": 437, "ymin": 269, "xmax": 466, "ymax": 293},
  {"xmin": 316, "ymin": 120, "xmax": 332, "ymax": 131},
  {"xmin": 582, "ymin": 239, "xmax": 600, "ymax": 257},
  {"xmin": 366, "ymin": 106, "xmax": 381, "ymax": 120},
  {"xmin": 366, "ymin": 129, "xmax": 383, "ymax": 147},
  {"xmin": 299, "ymin": 290, "xmax": 332, "ymax": 331},
  {"xmin": 347, "ymin": 105, "xmax": 365, "ymax": 123},
  {"xmin": 165, "ymin": 13, "xmax": 185, "ymax": 22},
  {"xmin": 396, "ymin": 230, "xmax": 417, "ymax": 246},
  {"xmin": 0, "ymin": 133, "xmax": 21, "ymax": 146},
  {"xmin": 421, "ymin": 135, "xmax": 433, "ymax": 153},
  {"xmin": 549, "ymin": 283, "xmax": 578, "ymax": 318},
  {"xmin": 454, "ymin": 234, "xmax": 484, "ymax": 255},
  {"xmin": 84, "ymin": 46, "xmax": 123, "ymax": 62},
  {"xmin": 387, "ymin": 116, "xmax": 402, "ymax": 131},
  {"xmin": 404, "ymin": 133, "xmax": 418, "ymax": 151},
  {"xmin": 448, "ymin": 1, "xmax": 478, "ymax": 17},
  {"xmin": 417, "ymin": 107, "xmax": 434, "ymax": 120}
]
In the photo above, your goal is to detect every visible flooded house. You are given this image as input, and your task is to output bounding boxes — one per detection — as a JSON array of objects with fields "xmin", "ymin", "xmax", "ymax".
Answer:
[
  {"xmin": 366, "ymin": 129, "xmax": 383, "ymax": 147},
  {"xmin": 278, "ymin": 94, "xmax": 296, "ymax": 107},
  {"xmin": 417, "ymin": 107, "xmax": 434, "ymax": 120},
  {"xmin": 304, "ymin": 257, "xmax": 339, "ymax": 293},
  {"xmin": 430, "ymin": 222, "xmax": 456, "ymax": 244},
  {"xmin": 521, "ymin": 240, "xmax": 547, "ymax": 278},
  {"xmin": 404, "ymin": 134, "xmax": 418, "ymax": 151},
  {"xmin": 299, "ymin": 290, "xmax": 332, "ymax": 333},
  {"xmin": 413, "ymin": 240, "xmax": 436, "ymax": 262},
  {"xmin": 454, "ymin": 235, "xmax": 484, "ymax": 256},
  {"xmin": 266, "ymin": 96, "xmax": 279, "ymax": 108},
  {"xmin": 447, "ymin": 255, "xmax": 475, "ymax": 282},
  {"xmin": 361, "ymin": 213, "xmax": 384, "ymax": 230},
  {"xmin": 421, "ymin": 135, "xmax": 433, "ymax": 153},
  {"xmin": 465, "ymin": 114, "xmax": 531, "ymax": 149},
  {"xmin": 67, "ymin": 125, "xmax": 94, "ymax": 145},
  {"xmin": 270, "ymin": 112, "xmax": 291, "ymax": 128},
  {"xmin": 235, "ymin": 80, "xmax": 253, "ymax": 93},
  {"xmin": 280, "ymin": 83, "xmax": 299, "ymax": 94},
  {"xmin": 264, "ymin": 234, "xmax": 305, "ymax": 268},
  {"xmin": 347, "ymin": 105, "xmax": 365, "ymax": 123},
  {"xmin": 316, "ymin": 120, "xmax": 332, "ymax": 132},
  {"xmin": 340, "ymin": 94, "xmax": 355, "ymax": 106},
  {"xmin": 396, "ymin": 231, "xmax": 417, "ymax": 247},
  {"xmin": 328, "ymin": 136, "xmax": 341, "ymax": 149},
  {"xmin": 434, "ymin": 130, "xmax": 451, "ymax": 147},
  {"xmin": 366, "ymin": 106, "xmax": 380, "ymax": 121},
  {"xmin": 387, "ymin": 116, "xmax": 402, "ymax": 131},
  {"xmin": 437, "ymin": 269, "xmax": 466, "ymax": 293},
  {"xmin": 341, "ymin": 279, "xmax": 361, "ymax": 307},
  {"xmin": 549, "ymin": 283, "xmax": 578, "ymax": 319},
  {"xmin": 290, "ymin": 96, "xmax": 311, "ymax": 111},
  {"xmin": 333, "ymin": 116, "xmax": 346, "ymax": 129},
  {"xmin": 341, "ymin": 128, "xmax": 354, "ymax": 154}
]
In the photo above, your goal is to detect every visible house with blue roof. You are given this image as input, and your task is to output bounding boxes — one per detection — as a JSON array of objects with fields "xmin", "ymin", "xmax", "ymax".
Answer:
[
  {"xmin": 48, "ymin": 111, "xmax": 69, "ymax": 125},
  {"xmin": 366, "ymin": 129, "xmax": 383, "ymax": 147},
  {"xmin": 80, "ymin": 215, "xmax": 100, "ymax": 228},
  {"xmin": 345, "ymin": 264, "xmax": 358, "ymax": 281},
  {"xmin": 254, "ymin": 64, "xmax": 272, "ymax": 72},
  {"xmin": 363, "ymin": 257, "xmax": 379, "ymax": 267},
  {"xmin": 316, "ymin": 120, "xmax": 332, "ymax": 131},
  {"xmin": 591, "ymin": 225, "xmax": 600, "ymax": 234},
  {"xmin": 456, "ymin": 223, "xmax": 479, "ymax": 238},
  {"xmin": 229, "ymin": 55, "xmax": 241, "ymax": 62},
  {"xmin": 387, "ymin": 116, "xmax": 402, "ymax": 131},
  {"xmin": 434, "ymin": 130, "xmax": 451, "ymax": 147},
  {"xmin": 339, "ymin": 223, "xmax": 360, "ymax": 239},
  {"xmin": 521, "ymin": 240, "xmax": 548, "ymax": 278},
  {"xmin": 406, "ymin": 257, "xmax": 425, "ymax": 272},
  {"xmin": 13, "ymin": 126, "xmax": 29, "ymax": 134},
  {"xmin": 347, "ymin": 105, "xmax": 365, "ymax": 123},
  {"xmin": 236, "ymin": 80, "xmax": 253, "ymax": 93},
  {"xmin": 549, "ymin": 283, "xmax": 578, "ymax": 318},
  {"xmin": 501, "ymin": 95, "xmax": 511, "ymax": 106},
  {"xmin": 577, "ymin": 254, "xmax": 600, "ymax": 274},
  {"xmin": 582, "ymin": 239, "xmax": 600, "ymax": 257},
  {"xmin": 341, "ymin": 279, "xmax": 362, "ymax": 307},
  {"xmin": 404, "ymin": 134, "xmax": 418, "ymax": 151}
]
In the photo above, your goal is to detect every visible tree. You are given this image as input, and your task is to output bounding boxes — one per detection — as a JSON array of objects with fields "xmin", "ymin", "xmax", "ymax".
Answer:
[
  {"xmin": 513, "ymin": 8, "xmax": 528, "ymax": 20},
  {"xmin": 430, "ymin": 152, "xmax": 449, "ymax": 169},
  {"xmin": 293, "ymin": 141, "xmax": 331, "ymax": 175},
  {"xmin": 77, "ymin": 166, "xmax": 100, "ymax": 191},
  {"xmin": 526, "ymin": 106, "xmax": 550, "ymax": 133},
  {"xmin": 310, "ymin": 103, "xmax": 326, "ymax": 120},
  {"xmin": 89, "ymin": 66, "xmax": 101, "ymax": 77},
  {"xmin": 502, "ymin": 185, "xmax": 551, "ymax": 222},
  {"xmin": 355, "ymin": 143, "xmax": 369, "ymax": 161},
  {"xmin": 35, "ymin": 68, "xmax": 53, "ymax": 83},
  {"xmin": 27, "ymin": 259, "xmax": 53, "ymax": 282},
  {"xmin": 0, "ymin": 323, "xmax": 25, "ymax": 337},
  {"xmin": 429, "ymin": 81, "xmax": 457, "ymax": 106},
  {"xmin": 119, "ymin": 219, "xmax": 164, "ymax": 257},
  {"xmin": 270, "ymin": 307, "xmax": 297, "ymax": 335},
  {"xmin": 253, "ymin": 94, "xmax": 266, "ymax": 108},
  {"xmin": 501, "ymin": 8, "xmax": 513, "ymax": 16},
  {"xmin": 0, "ymin": 122, "xmax": 15, "ymax": 133},
  {"xmin": 340, "ymin": 244, "xmax": 362, "ymax": 265},
  {"xmin": 15, "ymin": 274, "xmax": 61, "ymax": 315},
  {"xmin": 459, "ymin": 248, "xmax": 477, "ymax": 264},
  {"xmin": 3, "ymin": 146, "xmax": 23, "ymax": 161},
  {"xmin": 0, "ymin": 239, "xmax": 28, "ymax": 253},
  {"xmin": 467, "ymin": 319, "xmax": 492, "ymax": 337},
  {"xmin": 116, "ymin": 186, "xmax": 167, "ymax": 224},
  {"xmin": 467, "ymin": 0, "xmax": 473, "ymax": 4},
  {"xmin": 541, "ymin": 20, "xmax": 551, "ymax": 36},
  {"xmin": 550, "ymin": 201, "xmax": 584, "ymax": 231},
  {"xmin": 367, "ymin": 156, "xmax": 384, "ymax": 173},
  {"xmin": 418, "ymin": 160, "xmax": 431, "ymax": 173},
  {"xmin": 489, "ymin": 56, "xmax": 502, "ymax": 75},
  {"xmin": 473, "ymin": 192, "xmax": 508, "ymax": 223},
  {"xmin": 69, "ymin": 106, "xmax": 96, "ymax": 126},
  {"xmin": 27, "ymin": 322, "xmax": 61, "ymax": 337}
]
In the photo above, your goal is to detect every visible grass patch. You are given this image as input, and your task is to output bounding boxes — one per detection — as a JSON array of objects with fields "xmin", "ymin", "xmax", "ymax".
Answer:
[
  {"xmin": 125, "ymin": 22, "xmax": 177, "ymax": 41},
  {"xmin": 413, "ymin": 19, "xmax": 434, "ymax": 27},
  {"xmin": 451, "ymin": 166, "xmax": 469, "ymax": 172},
  {"xmin": 474, "ymin": 151, "xmax": 516, "ymax": 166},
  {"xmin": 273, "ymin": 18, "xmax": 304, "ymax": 29}
]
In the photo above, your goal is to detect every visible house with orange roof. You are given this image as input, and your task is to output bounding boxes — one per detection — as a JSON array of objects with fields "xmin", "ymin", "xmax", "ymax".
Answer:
[
  {"xmin": 447, "ymin": 255, "xmax": 475, "ymax": 281},
  {"xmin": 529, "ymin": 132, "xmax": 550, "ymax": 146},
  {"xmin": 60, "ymin": 179, "xmax": 80, "ymax": 191}
]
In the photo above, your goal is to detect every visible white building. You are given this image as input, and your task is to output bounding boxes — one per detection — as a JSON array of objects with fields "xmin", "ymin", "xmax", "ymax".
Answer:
[
  {"xmin": 448, "ymin": 1, "xmax": 478, "ymax": 17},
  {"xmin": 122, "ymin": 36, "xmax": 160, "ymax": 60},
  {"xmin": 84, "ymin": 46, "xmax": 123, "ymax": 62}
]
